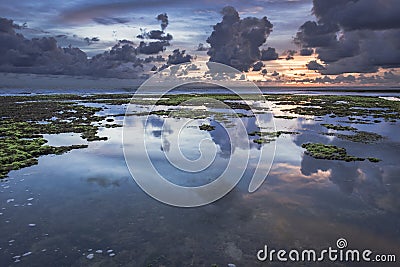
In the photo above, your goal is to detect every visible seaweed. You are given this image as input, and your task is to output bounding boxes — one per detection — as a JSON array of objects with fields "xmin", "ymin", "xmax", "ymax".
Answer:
[
  {"xmin": 250, "ymin": 131, "xmax": 299, "ymax": 145},
  {"xmin": 274, "ymin": 115, "xmax": 297, "ymax": 119},
  {"xmin": 321, "ymin": 123, "xmax": 357, "ymax": 131},
  {"xmin": 275, "ymin": 95, "xmax": 399, "ymax": 121},
  {"xmin": 0, "ymin": 95, "xmax": 110, "ymax": 178},
  {"xmin": 0, "ymin": 137, "xmax": 87, "ymax": 178},
  {"xmin": 301, "ymin": 143, "xmax": 380, "ymax": 162},
  {"xmin": 248, "ymin": 131, "xmax": 299, "ymax": 138},
  {"xmin": 199, "ymin": 124, "xmax": 215, "ymax": 131},
  {"xmin": 322, "ymin": 131, "xmax": 384, "ymax": 144}
]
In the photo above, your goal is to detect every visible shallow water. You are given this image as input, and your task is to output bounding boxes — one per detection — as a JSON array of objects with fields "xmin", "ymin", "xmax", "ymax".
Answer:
[{"xmin": 0, "ymin": 93, "xmax": 399, "ymax": 266}]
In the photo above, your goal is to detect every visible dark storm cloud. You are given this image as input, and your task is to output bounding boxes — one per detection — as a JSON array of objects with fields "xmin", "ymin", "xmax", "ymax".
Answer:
[
  {"xmin": 206, "ymin": 6, "xmax": 273, "ymax": 72},
  {"xmin": 295, "ymin": 21, "xmax": 339, "ymax": 48},
  {"xmin": 0, "ymin": 17, "xmax": 21, "ymax": 33},
  {"xmin": 0, "ymin": 17, "xmax": 87, "ymax": 73},
  {"xmin": 137, "ymin": 41, "xmax": 169, "ymax": 54},
  {"xmin": 167, "ymin": 49, "xmax": 192, "ymax": 65},
  {"xmin": 0, "ymin": 17, "xmax": 169, "ymax": 78},
  {"xmin": 260, "ymin": 47, "xmax": 279, "ymax": 61},
  {"xmin": 312, "ymin": 0, "xmax": 400, "ymax": 31},
  {"xmin": 295, "ymin": 0, "xmax": 400, "ymax": 74}
]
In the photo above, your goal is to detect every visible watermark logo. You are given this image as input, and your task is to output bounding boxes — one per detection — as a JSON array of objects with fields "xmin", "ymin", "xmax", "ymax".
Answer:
[
  {"xmin": 122, "ymin": 62, "xmax": 276, "ymax": 207},
  {"xmin": 257, "ymin": 238, "xmax": 397, "ymax": 263}
]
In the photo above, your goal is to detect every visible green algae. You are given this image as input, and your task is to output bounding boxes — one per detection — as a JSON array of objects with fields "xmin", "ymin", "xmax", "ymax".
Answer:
[
  {"xmin": 301, "ymin": 142, "xmax": 381, "ymax": 162},
  {"xmin": 125, "ymin": 94, "xmax": 400, "ymax": 122},
  {"xmin": 199, "ymin": 124, "xmax": 215, "ymax": 131},
  {"xmin": 367, "ymin": 157, "xmax": 381, "ymax": 163},
  {"xmin": 0, "ymin": 137, "xmax": 87, "ymax": 178},
  {"xmin": 248, "ymin": 131, "xmax": 299, "ymax": 138},
  {"xmin": 322, "ymin": 131, "xmax": 384, "ymax": 144},
  {"xmin": 253, "ymin": 138, "xmax": 275, "ymax": 144},
  {"xmin": 0, "ymin": 94, "xmax": 110, "ymax": 178},
  {"xmin": 301, "ymin": 143, "xmax": 365, "ymax": 162},
  {"xmin": 274, "ymin": 115, "xmax": 297, "ymax": 119},
  {"xmin": 273, "ymin": 95, "xmax": 400, "ymax": 121},
  {"xmin": 321, "ymin": 123, "xmax": 357, "ymax": 131},
  {"xmin": 250, "ymin": 130, "xmax": 299, "ymax": 145}
]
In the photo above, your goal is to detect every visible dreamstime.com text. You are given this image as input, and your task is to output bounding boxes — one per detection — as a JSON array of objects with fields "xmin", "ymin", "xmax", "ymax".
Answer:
[{"xmin": 257, "ymin": 238, "xmax": 396, "ymax": 263}]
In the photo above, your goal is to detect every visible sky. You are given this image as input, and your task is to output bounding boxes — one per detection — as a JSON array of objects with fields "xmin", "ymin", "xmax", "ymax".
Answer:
[{"xmin": 0, "ymin": 0, "xmax": 400, "ymax": 87}]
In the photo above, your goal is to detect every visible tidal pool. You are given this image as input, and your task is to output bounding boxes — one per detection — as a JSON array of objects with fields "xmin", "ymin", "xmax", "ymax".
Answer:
[{"xmin": 0, "ymin": 93, "xmax": 399, "ymax": 266}]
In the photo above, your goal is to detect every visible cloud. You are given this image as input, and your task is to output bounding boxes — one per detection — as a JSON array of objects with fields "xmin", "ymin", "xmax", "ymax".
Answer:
[
  {"xmin": 167, "ymin": 49, "xmax": 192, "ymax": 65},
  {"xmin": 84, "ymin": 37, "xmax": 100, "ymax": 45},
  {"xmin": 312, "ymin": 0, "xmax": 400, "ymax": 31},
  {"xmin": 285, "ymin": 49, "xmax": 296, "ymax": 60},
  {"xmin": 271, "ymin": 70, "xmax": 279, "ymax": 76},
  {"xmin": 0, "ymin": 17, "xmax": 21, "ymax": 33},
  {"xmin": 252, "ymin": 61, "xmax": 264, "ymax": 71},
  {"xmin": 92, "ymin": 17, "xmax": 130, "ymax": 25},
  {"xmin": 0, "ymin": 17, "xmax": 87, "ymax": 73},
  {"xmin": 157, "ymin": 13, "xmax": 169, "ymax": 31},
  {"xmin": 196, "ymin": 43, "xmax": 209, "ymax": 51},
  {"xmin": 206, "ymin": 6, "xmax": 273, "ymax": 71},
  {"xmin": 0, "ymin": 17, "xmax": 171, "ymax": 78},
  {"xmin": 300, "ymin": 48, "xmax": 313, "ymax": 56},
  {"xmin": 136, "ymin": 13, "xmax": 173, "ymax": 50},
  {"xmin": 260, "ymin": 47, "xmax": 279, "ymax": 61},
  {"xmin": 306, "ymin": 60, "xmax": 325, "ymax": 71},
  {"xmin": 137, "ymin": 30, "xmax": 173, "ymax": 41},
  {"xmin": 296, "ymin": 71, "xmax": 400, "ymax": 85},
  {"xmin": 138, "ymin": 41, "xmax": 169, "ymax": 54},
  {"xmin": 57, "ymin": 0, "xmax": 186, "ymax": 24},
  {"xmin": 295, "ymin": 0, "xmax": 400, "ymax": 74}
]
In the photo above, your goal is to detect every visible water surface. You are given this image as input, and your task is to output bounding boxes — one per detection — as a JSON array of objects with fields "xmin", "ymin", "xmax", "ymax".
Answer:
[{"xmin": 0, "ymin": 92, "xmax": 399, "ymax": 266}]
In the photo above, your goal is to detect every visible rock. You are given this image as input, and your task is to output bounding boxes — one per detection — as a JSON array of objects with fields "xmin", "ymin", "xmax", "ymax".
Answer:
[
  {"xmin": 95, "ymin": 250, "xmax": 103, "ymax": 254},
  {"xmin": 86, "ymin": 253, "xmax": 94, "ymax": 260}
]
